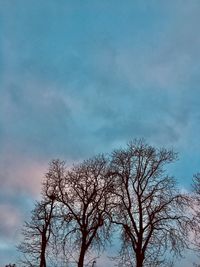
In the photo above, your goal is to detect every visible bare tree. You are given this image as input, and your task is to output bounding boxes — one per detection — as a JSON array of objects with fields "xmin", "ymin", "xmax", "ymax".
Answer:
[
  {"xmin": 110, "ymin": 140, "xmax": 189, "ymax": 267},
  {"xmin": 191, "ymin": 173, "xmax": 200, "ymax": 260},
  {"xmin": 18, "ymin": 196, "xmax": 55, "ymax": 267},
  {"xmin": 44, "ymin": 156, "xmax": 113, "ymax": 267}
]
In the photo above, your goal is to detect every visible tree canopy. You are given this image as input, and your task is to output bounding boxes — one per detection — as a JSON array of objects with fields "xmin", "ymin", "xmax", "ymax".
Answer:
[{"xmin": 18, "ymin": 140, "xmax": 194, "ymax": 267}]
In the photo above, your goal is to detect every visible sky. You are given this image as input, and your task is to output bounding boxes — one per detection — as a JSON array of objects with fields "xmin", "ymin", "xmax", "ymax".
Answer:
[{"xmin": 1, "ymin": 0, "xmax": 200, "ymax": 266}]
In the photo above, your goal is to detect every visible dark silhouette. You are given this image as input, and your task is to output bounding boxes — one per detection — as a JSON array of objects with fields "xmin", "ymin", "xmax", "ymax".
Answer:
[
  {"xmin": 191, "ymin": 173, "xmax": 200, "ymax": 254},
  {"xmin": 110, "ymin": 140, "xmax": 189, "ymax": 267},
  {"xmin": 18, "ymin": 140, "xmax": 190, "ymax": 267},
  {"xmin": 44, "ymin": 157, "xmax": 113, "ymax": 267},
  {"xmin": 18, "ymin": 197, "xmax": 55, "ymax": 267}
]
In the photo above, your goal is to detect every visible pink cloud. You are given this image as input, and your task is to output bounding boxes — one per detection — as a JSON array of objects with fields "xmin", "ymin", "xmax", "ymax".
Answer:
[
  {"xmin": 0, "ymin": 149, "xmax": 47, "ymax": 198},
  {"xmin": 0, "ymin": 203, "xmax": 21, "ymax": 238}
]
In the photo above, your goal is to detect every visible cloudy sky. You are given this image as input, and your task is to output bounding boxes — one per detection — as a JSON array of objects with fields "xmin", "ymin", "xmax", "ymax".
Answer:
[{"xmin": 1, "ymin": 1, "xmax": 200, "ymax": 266}]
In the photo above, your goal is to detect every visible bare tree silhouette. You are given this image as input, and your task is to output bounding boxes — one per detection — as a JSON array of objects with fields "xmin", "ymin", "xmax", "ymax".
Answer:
[
  {"xmin": 18, "ymin": 197, "xmax": 55, "ymax": 267},
  {"xmin": 18, "ymin": 141, "xmax": 191, "ymax": 267},
  {"xmin": 44, "ymin": 156, "xmax": 113, "ymax": 267},
  {"xmin": 191, "ymin": 173, "xmax": 200, "ymax": 265},
  {"xmin": 110, "ymin": 140, "xmax": 189, "ymax": 267}
]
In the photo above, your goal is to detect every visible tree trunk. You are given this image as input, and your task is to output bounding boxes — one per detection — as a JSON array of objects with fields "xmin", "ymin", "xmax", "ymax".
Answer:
[
  {"xmin": 78, "ymin": 247, "xmax": 86, "ymax": 267},
  {"xmin": 40, "ymin": 233, "xmax": 47, "ymax": 267},
  {"xmin": 78, "ymin": 234, "xmax": 87, "ymax": 267},
  {"xmin": 40, "ymin": 251, "xmax": 46, "ymax": 267},
  {"xmin": 136, "ymin": 251, "xmax": 144, "ymax": 267}
]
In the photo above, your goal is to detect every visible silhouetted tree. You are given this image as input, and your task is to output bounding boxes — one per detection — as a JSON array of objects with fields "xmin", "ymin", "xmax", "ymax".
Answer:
[
  {"xmin": 18, "ymin": 196, "xmax": 55, "ymax": 267},
  {"xmin": 110, "ymin": 140, "xmax": 189, "ymax": 267},
  {"xmin": 44, "ymin": 157, "xmax": 113, "ymax": 267},
  {"xmin": 191, "ymin": 173, "xmax": 200, "ymax": 258}
]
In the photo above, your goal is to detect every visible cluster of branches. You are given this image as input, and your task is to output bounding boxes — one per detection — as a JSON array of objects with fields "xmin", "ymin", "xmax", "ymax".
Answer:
[
  {"xmin": 18, "ymin": 140, "xmax": 196, "ymax": 267},
  {"xmin": 190, "ymin": 173, "xmax": 200, "ymax": 266}
]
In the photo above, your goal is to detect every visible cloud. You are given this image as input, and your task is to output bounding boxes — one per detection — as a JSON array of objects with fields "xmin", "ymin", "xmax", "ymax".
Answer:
[
  {"xmin": 0, "ymin": 204, "xmax": 21, "ymax": 239},
  {"xmin": 0, "ymin": 152, "xmax": 46, "ymax": 197},
  {"xmin": 2, "ymin": 0, "xmax": 200, "ymax": 158},
  {"xmin": 1, "ymin": 0, "xmax": 199, "ymax": 192}
]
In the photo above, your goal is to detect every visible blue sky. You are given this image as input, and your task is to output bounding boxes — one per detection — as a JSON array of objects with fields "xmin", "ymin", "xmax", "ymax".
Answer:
[{"xmin": 1, "ymin": 1, "xmax": 200, "ymax": 266}]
